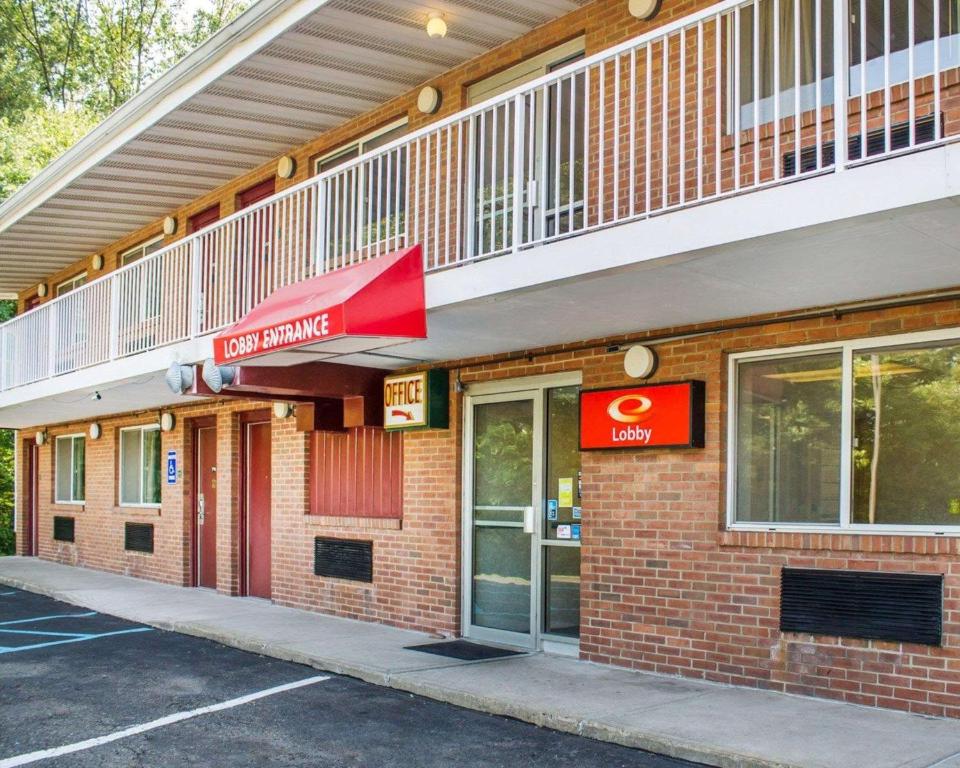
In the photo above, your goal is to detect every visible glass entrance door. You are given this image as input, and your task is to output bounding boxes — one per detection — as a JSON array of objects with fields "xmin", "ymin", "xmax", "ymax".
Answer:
[
  {"xmin": 466, "ymin": 392, "xmax": 540, "ymax": 647},
  {"xmin": 464, "ymin": 381, "xmax": 582, "ymax": 649}
]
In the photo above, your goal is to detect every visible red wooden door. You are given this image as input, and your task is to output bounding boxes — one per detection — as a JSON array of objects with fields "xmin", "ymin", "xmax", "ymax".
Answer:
[
  {"xmin": 23, "ymin": 441, "xmax": 38, "ymax": 556},
  {"xmin": 245, "ymin": 420, "xmax": 272, "ymax": 599},
  {"xmin": 195, "ymin": 426, "xmax": 218, "ymax": 589}
]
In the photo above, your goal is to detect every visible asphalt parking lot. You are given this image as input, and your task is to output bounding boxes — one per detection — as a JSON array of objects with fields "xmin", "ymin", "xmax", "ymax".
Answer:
[{"xmin": 0, "ymin": 588, "xmax": 704, "ymax": 768}]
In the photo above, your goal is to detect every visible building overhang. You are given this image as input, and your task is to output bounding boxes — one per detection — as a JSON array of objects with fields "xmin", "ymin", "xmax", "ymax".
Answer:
[{"xmin": 0, "ymin": 0, "xmax": 587, "ymax": 294}]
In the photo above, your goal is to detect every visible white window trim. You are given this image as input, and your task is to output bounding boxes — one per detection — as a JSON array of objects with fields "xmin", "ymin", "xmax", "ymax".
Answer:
[
  {"xmin": 54, "ymin": 433, "xmax": 85, "ymax": 506},
  {"xmin": 56, "ymin": 272, "xmax": 87, "ymax": 297},
  {"xmin": 314, "ymin": 117, "xmax": 409, "ymax": 174},
  {"xmin": 120, "ymin": 234, "xmax": 164, "ymax": 266},
  {"xmin": 726, "ymin": 326, "xmax": 960, "ymax": 537},
  {"xmin": 118, "ymin": 424, "xmax": 162, "ymax": 509}
]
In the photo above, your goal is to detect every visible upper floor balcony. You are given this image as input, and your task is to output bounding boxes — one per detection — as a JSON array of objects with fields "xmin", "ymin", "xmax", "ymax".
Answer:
[{"xmin": 2, "ymin": 0, "xmax": 960, "ymax": 424}]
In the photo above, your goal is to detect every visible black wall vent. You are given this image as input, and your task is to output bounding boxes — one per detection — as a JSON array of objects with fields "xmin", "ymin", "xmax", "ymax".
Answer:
[
  {"xmin": 124, "ymin": 522, "xmax": 154, "ymax": 554},
  {"xmin": 53, "ymin": 516, "xmax": 75, "ymax": 542},
  {"xmin": 314, "ymin": 537, "xmax": 373, "ymax": 582},
  {"xmin": 783, "ymin": 114, "xmax": 938, "ymax": 176},
  {"xmin": 781, "ymin": 568, "xmax": 942, "ymax": 646}
]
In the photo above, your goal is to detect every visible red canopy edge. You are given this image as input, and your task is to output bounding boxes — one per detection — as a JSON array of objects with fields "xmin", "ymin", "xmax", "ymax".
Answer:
[{"xmin": 212, "ymin": 245, "xmax": 426, "ymax": 365}]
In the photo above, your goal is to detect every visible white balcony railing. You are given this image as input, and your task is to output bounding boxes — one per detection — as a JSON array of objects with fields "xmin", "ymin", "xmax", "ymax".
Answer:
[{"xmin": 2, "ymin": 0, "xmax": 959, "ymax": 392}]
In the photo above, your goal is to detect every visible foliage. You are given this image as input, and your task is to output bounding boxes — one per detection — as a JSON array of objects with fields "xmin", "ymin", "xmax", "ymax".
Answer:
[{"xmin": 0, "ymin": 300, "xmax": 12, "ymax": 554}]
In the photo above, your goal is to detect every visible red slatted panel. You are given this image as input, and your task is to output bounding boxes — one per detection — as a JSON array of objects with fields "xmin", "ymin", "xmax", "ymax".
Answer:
[{"xmin": 309, "ymin": 427, "xmax": 403, "ymax": 518}]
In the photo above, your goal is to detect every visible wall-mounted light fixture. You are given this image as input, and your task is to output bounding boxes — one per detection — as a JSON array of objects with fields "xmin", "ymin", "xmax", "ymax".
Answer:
[
  {"xmin": 162, "ymin": 216, "xmax": 178, "ymax": 236},
  {"xmin": 273, "ymin": 401, "xmax": 294, "ymax": 419},
  {"xmin": 91, "ymin": 253, "xmax": 105, "ymax": 271},
  {"xmin": 89, "ymin": 422, "xmax": 102, "ymax": 440},
  {"xmin": 623, "ymin": 345, "xmax": 658, "ymax": 379},
  {"xmin": 426, "ymin": 12, "xmax": 447, "ymax": 38},
  {"xmin": 35, "ymin": 431, "xmax": 47, "ymax": 446},
  {"xmin": 277, "ymin": 155, "xmax": 297, "ymax": 179},
  {"xmin": 202, "ymin": 359, "xmax": 236, "ymax": 394},
  {"xmin": 417, "ymin": 85, "xmax": 442, "ymax": 115},
  {"xmin": 37, "ymin": 283, "xmax": 48, "ymax": 298},
  {"xmin": 628, "ymin": 0, "xmax": 662, "ymax": 20},
  {"xmin": 160, "ymin": 412, "xmax": 176, "ymax": 432},
  {"xmin": 165, "ymin": 362, "xmax": 194, "ymax": 395}
]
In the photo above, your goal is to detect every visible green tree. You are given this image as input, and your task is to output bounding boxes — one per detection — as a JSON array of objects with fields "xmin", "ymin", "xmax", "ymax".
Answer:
[{"xmin": 0, "ymin": 300, "xmax": 13, "ymax": 555}]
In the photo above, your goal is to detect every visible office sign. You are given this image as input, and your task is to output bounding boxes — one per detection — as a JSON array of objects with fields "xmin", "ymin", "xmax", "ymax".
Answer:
[
  {"xmin": 579, "ymin": 381, "xmax": 705, "ymax": 450},
  {"xmin": 383, "ymin": 369, "xmax": 449, "ymax": 430}
]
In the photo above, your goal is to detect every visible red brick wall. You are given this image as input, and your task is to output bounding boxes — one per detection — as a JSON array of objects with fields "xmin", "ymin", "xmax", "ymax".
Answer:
[{"xmin": 16, "ymin": 296, "xmax": 960, "ymax": 715}]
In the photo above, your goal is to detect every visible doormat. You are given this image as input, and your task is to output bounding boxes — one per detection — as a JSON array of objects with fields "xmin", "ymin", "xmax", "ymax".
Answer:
[{"xmin": 404, "ymin": 640, "xmax": 523, "ymax": 661}]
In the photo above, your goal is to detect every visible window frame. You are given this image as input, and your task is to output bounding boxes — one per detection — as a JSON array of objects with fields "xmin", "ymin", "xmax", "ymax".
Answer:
[
  {"xmin": 726, "ymin": 327, "xmax": 960, "ymax": 536},
  {"xmin": 119, "ymin": 234, "xmax": 164, "ymax": 267},
  {"xmin": 313, "ymin": 117, "xmax": 409, "ymax": 176},
  {"xmin": 118, "ymin": 424, "xmax": 162, "ymax": 509},
  {"xmin": 56, "ymin": 272, "xmax": 87, "ymax": 297},
  {"xmin": 54, "ymin": 433, "xmax": 86, "ymax": 505}
]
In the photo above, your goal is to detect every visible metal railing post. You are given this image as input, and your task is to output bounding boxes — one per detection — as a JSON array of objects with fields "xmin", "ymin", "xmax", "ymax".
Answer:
[
  {"xmin": 315, "ymin": 180, "xmax": 327, "ymax": 275},
  {"xmin": 47, "ymin": 303, "xmax": 57, "ymax": 378},
  {"xmin": 511, "ymin": 94, "xmax": 526, "ymax": 252},
  {"xmin": 833, "ymin": 0, "xmax": 850, "ymax": 170},
  {"xmin": 109, "ymin": 274, "xmax": 121, "ymax": 360},
  {"xmin": 190, "ymin": 238, "xmax": 203, "ymax": 338}
]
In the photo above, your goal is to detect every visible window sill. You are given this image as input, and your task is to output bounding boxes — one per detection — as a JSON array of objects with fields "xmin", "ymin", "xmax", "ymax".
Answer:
[
  {"xmin": 53, "ymin": 501, "xmax": 85, "ymax": 508},
  {"xmin": 115, "ymin": 505, "xmax": 161, "ymax": 516},
  {"xmin": 720, "ymin": 527, "xmax": 960, "ymax": 554},
  {"xmin": 307, "ymin": 515, "xmax": 401, "ymax": 531}
]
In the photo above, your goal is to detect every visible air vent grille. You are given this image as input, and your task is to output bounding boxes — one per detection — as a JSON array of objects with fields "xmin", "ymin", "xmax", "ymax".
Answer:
[
  {"xmin": 314, "ymin": 537, "xmax": 373, "ymax": 582},
  {"xmin": 124, "ymin": 522, "xmax": 154, "ymax": 554},
  {"xmin": 53, "ymin": 516, "xmax": 75, "ymax": 542},
  {"xmin": 780, "ymin": 568, "xmax": 942, "ymax": 645}
]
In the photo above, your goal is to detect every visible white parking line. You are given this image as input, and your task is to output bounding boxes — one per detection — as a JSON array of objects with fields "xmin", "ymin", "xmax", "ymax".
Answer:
[{"xmin": 0, "ymin": 675, "xmax": 331, "ymax": 767}]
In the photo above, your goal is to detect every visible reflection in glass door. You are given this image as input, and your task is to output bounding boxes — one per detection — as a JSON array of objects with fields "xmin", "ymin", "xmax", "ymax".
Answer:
[
  {"xmin": 464, "ymin": 379, "xmax": 582, "ymax": 650},
  {"xmin": 468, "ymin": 393, "xmax": 539, "ymax": 646}
]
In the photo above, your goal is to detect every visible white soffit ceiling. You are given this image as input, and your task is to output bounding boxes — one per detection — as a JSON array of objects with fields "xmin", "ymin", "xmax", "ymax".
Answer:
[{"xmin": 0, "ymin": 0, "xmax": 587, "ymax": 295}]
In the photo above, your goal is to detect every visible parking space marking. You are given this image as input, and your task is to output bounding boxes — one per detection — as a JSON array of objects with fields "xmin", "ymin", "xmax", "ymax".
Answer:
[
  {"xmin": 0, "ymin": 627, "xmax": 154, "ymax": 655},
  {"xmin": 0, "ymin": 613, "xmax": 98, "ymax": 626},
  {"xmin": 0, "ymin": 675, "xmax": 331, "ymax": 767},
  {"xmin": 0, "ymin": 592, "xmax": 16, "ymax": 596}
]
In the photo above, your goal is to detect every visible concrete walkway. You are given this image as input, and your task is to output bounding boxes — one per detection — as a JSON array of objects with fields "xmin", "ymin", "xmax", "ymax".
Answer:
[{"xmin": 3, "ymin": 557, "xmax": 960, "ymax": 768}]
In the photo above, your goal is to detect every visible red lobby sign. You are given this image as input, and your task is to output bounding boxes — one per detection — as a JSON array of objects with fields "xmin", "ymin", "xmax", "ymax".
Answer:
[{"xmin": 579, "ymin": 381, "xmax": 705, "ymax": 450}]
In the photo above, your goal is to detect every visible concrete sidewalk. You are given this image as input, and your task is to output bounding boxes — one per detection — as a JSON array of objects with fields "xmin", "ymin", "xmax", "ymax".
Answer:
[{"xmin": 2, "ymin": 557, "xmax": 959, "ymax": 768}]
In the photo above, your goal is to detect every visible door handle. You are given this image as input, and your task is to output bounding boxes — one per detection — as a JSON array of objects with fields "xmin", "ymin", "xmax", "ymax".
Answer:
[
  {"xmin": 198, "ymin": 493, "xmax": 205, "ymax": 523},
  {"xmin": 523, "ymin": 506, "xmax": 535, "ymax": 534}
]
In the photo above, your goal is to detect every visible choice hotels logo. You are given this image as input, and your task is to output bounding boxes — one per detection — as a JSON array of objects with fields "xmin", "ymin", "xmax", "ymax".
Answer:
[{"xmin": 606, "ymin": 394, "xmax": 653, "ymax": 424}]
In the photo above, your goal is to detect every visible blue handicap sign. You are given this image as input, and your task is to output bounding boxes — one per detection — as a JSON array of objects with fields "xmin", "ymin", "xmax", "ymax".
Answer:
[{"xmin": 166, "ymin": 450, "xmax": 177, "ymax": 485}]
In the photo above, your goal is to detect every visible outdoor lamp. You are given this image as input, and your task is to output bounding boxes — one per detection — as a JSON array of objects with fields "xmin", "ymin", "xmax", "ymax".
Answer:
[
  {"xmin": 35, "ymin": 431, "xmax": 47, "ymax": 446},
  {"xmin": 89, "ymin": 423, "xmax": 102, "ymax": 440},
  {"xmin": 628, "ymin": 0, "xmax": 661, "ymax": 20},
  {"xmin": 277, "ymin": 155, "xmax": 296, "ymax": 179},
  {"xmin": 417, "ymin": 86, "xmax": 442, "ymax": 115},
  {"xmin": 623, "ymin": 345, "xmax": 658, "ymax": 379},
  {"xmin": 202, "ymin": 359, "xmax": 236, "ymax": 394},
  {"xmin": 165, "ymin": 362, "xmax": 195, "ymax": 395},
  {"xmin": 162, "ymin": 216, "xmax": 178, "ymax": 235},
  {"xmin": 273, "ymin": 402, "xmax": 294, "ymax": 419},
  {"xmin": 160, "ymin": 412, "xmax": 176, "ymax": 432},
  {"xmin": 426, "ymin": 12, "xmax": 447, "ymax": 38}
]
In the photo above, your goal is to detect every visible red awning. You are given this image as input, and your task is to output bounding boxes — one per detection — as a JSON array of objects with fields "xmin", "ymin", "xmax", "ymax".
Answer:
[{"xmin": 213, "ymin": 245, "xmax": 426, "ymax": 366}]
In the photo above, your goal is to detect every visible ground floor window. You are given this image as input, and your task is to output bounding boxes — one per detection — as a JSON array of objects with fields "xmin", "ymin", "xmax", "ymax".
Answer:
[
  {"xmin": 119, "ymin": 426, "xmax": 162, "ymax": 507},
  {"xmin": 729, "ymin": 331, "xmax": 960, "ymax": 531},
  {"xmin": 55, "ymin": 435, "xmax": 85, "ymax": 504}
]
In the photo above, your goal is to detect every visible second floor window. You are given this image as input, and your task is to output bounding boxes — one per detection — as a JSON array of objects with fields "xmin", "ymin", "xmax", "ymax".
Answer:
[
  {"xmin": 55, "ymin": 435, "xmax": 85, "ymax": 504},
  {"xmin": 120, "ymin": 235, "xmax": 164, "ymax": 267},
  {"xmin": 733, "ymin": 0, "xmax": 960, "ymax": 130},
  {"xmin": 56, "ymin": 272, "xmax": 87, "ymax": 297},
  {"xmin": 120, "ymin": 426, "xmax": 161, "ymax": 507}
]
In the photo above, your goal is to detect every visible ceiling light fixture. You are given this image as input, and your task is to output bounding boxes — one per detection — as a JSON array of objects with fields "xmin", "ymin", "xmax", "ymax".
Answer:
[{"xmin": 426, "ymin": 12, "xmax": 447, "ymax": 39}]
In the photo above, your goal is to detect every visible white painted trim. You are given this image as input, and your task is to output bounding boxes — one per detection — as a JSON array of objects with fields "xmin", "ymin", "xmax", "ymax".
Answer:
[
  {"xmin": 0, "ymin": 0, "xmax": 332, "ymax": 240},
  {"xmin": 464, "ymin": 371, "xmax": 582, "ymax": 397},
  {"xmin": 53, "ymin": 433, "xmax": 86, "ymax": 505},
  {"xmin": 55, "ymin": 272, "xmax": 88, "ymax": 297},
  {"xmin": 118, "ymin": 424, "xmax": 162, "ymax": 508},
  {"xmin": 12, "ymin": 430, "xmax": 17, "ymax": 535},
  {"xmin": 313, "ymin": 117, "xmax": 410, "ymax": 174},
  {"xmin": 120, "ymin": 234, "xmax": 164, "ymax": 266},
  {"xmin": 726, "ymin": 326, "xmax": 960, "ymax": 535}
]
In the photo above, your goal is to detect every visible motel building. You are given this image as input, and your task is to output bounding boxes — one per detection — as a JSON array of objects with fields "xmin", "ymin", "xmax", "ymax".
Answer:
[{"xmin": 4, "ymin": 0, "xmax": 960, "ymax": 719}]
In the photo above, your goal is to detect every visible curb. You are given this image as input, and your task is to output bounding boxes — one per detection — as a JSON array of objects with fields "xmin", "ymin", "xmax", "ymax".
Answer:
[{"xmin": 1, "ymin": 572, "xmax": 806, "ymax": 768}]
